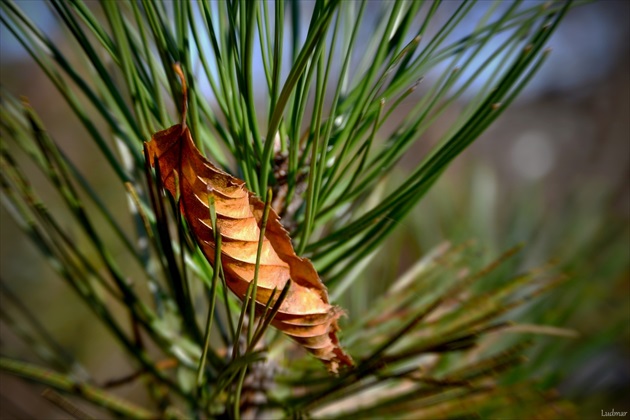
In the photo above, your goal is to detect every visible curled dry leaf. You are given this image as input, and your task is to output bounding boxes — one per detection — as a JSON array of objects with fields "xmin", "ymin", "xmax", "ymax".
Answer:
[{"xmin": 143, "ymin": 67, "xmax": 353, "ymax": 373}]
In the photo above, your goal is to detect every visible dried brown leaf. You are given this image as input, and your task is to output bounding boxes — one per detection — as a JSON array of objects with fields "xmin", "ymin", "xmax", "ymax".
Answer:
[{"xmin": 143, "ymin": 67, "xmax": 353, "ymax": 373}]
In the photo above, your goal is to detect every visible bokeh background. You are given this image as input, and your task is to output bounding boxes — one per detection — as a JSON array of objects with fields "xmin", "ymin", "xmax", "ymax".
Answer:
[{"xmin": 1, "ymin": 1, "xmax": 628, "ymax": 418}]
